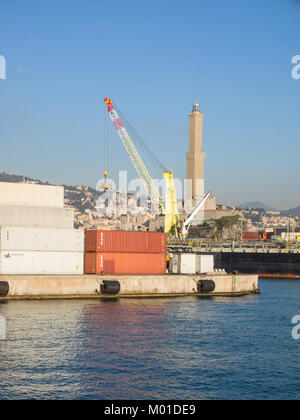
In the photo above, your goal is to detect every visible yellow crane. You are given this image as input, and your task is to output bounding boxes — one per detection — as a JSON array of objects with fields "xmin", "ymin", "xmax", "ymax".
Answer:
[{"xmin": 103, "ymin": 98, "xmax": 180, "ymax": 237}]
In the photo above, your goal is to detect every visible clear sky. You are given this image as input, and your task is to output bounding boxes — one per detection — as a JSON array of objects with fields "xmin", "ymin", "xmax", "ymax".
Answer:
[{"xmin": 0, "ymin": 0, "xmax": 299, "ymax": 210}]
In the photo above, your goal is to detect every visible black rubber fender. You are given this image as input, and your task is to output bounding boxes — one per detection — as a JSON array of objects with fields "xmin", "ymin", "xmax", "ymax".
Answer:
[
  {"xmin": 0, "ymin": 281, "xmax": 9, "ymax": 297},
  {"xmin": 197, "ymin": 280, "xmax": 216, "ymax": 293},
  {"xmin": 100, "ymin": 280, "xmax": 121, "ymax": 295}
]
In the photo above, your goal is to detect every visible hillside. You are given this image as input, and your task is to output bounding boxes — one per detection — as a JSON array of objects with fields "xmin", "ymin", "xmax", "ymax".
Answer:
[
  {"xmin": 281, "ymin": 207, "xmax": 300, "ymax": 217},
  {"xmin": 0, "ymin": 172, "xmax": 150, "ymax": 230},
  {"xmin": 0, "ymin": 172, "xmax": 49, "ymax": 185},
  {"xmin": 2, "ymin": 172, "xmax": 299, "ymax": 232}
]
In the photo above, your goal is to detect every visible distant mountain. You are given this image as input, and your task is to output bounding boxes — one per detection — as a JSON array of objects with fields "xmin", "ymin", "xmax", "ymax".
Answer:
[
  {"xmin": 281, "ymin": 207, "xmax": 300, "ymax": 217},
  {"xmin": 237, "ymin": 202, "xmax": 276, "ymax": 211}
]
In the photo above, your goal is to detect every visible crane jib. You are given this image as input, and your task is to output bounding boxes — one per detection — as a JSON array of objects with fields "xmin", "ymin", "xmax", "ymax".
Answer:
[
  {"xmin": 112, "ymin": 115, "xmax": 124, "ymax": 131},
  {"xmin": 102, "ymin": 97, "xmax": 181, "ymax": 237}
]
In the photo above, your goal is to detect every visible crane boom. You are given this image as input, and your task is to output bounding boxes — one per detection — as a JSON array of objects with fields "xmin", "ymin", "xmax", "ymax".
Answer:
[
  {"xmin": 104, "ymin": 98, "xmax": 163, "ymax": 214},
  {"xmin": 103, "ymin": 98, "xmax": 180, "ymax": 236},
  {"xmin": 182, "ymin": 191, "xmax": 212, "ymax": 236}
]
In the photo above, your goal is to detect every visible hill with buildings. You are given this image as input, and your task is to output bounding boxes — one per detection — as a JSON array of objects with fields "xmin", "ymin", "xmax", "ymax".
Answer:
[
  {"xmin": 0, "ymin": 172, "xmax": 158, "ymax": 231},
  {"xmin": 0, "ymin": 172, "xmax": 50, "ymax": 185},
  {"xmin": 237, "ymin": 199, "xmax": 300, "ymax": 218},
  {"xmin": 281, "ymin": 207, "xmax": 300, "ymax": 217},
  {"xmin": 1, "ymin": 172, "xmax": 299, "ymax": 235}
]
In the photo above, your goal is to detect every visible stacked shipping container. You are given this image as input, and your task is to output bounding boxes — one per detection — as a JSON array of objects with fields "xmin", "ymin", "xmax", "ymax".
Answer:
[
  {"xmin": 0, "ymin": 182, "xmax": 84, "ymax": 275},
  {"xmin": 0, "ymin": 250, "xmax": 84, "ymax": 275},
  {"xmin": 0, "ymin": 226, "xmax": 83, "ymax": 252},
  {"xmin": 0, "ymin": 205, "xmax": 74, "ymax": 229},
  {"xmin": 84, "ymin": 230, "xmax": 167, "ymax": 275}
]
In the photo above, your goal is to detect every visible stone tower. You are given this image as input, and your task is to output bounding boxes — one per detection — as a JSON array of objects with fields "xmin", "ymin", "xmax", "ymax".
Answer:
[{"xmin": 186, "ymin": 103, "xmax": 206, "ymax": 208}]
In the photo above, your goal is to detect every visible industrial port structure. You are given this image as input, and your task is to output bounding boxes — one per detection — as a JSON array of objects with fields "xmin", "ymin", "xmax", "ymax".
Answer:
[
  {"xmin": 103, "ymin": 98, "xmax": 181, "ymax": 237},
  {"xmin": 0, "ymin": 180, "xmax": 259, "ymax": 299},
  {"xmin": 2, "ymin": 97, "xmax": 300, "ymax": 298},
  {"xmin": 103, "ymin": 98, "xmax": 219, "ymax": 237}
]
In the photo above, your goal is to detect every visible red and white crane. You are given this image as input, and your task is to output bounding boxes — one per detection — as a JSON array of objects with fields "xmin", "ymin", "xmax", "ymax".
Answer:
[{"xmin": 103, "ymin": 98, "xmax": 180, "ymax": 236}]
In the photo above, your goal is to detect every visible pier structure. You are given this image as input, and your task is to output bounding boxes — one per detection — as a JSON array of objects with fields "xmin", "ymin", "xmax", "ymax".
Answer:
[{"xmin": 0, "ymin": 273, "xmax": 259, "ymax": 300}]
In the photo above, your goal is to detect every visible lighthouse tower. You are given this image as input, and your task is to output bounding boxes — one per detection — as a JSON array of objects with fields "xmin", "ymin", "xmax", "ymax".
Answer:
[{"xmin": 186, "ymin": 102, "xmax": 206, "ymax": 209}]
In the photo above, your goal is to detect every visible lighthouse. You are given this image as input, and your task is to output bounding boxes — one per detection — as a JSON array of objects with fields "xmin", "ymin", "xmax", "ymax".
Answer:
[{"xmin": 186, "ymin": 102, "xmax": 206, "ymax": 209}]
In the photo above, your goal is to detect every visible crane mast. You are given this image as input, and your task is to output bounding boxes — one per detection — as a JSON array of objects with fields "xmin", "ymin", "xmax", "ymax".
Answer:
[
  {"xmin": 103, "ymin": 98, "xmax": 180, "ymax": 236},
  {"xmin": 182, "ymin": 191, "xmax": 212, "ymax": 237}
]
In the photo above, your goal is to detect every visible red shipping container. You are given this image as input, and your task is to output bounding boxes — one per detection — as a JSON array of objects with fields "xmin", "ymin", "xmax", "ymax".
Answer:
[
  {"xmin": 85, "ymin": 252, "xmax": 167, "ymax": 275},
  {"xmin": 85, "ymin": 230, "xmax": 167, "ymax": 254},
  {"xmin": 243, "ymin": 232, "xmax": 260, "ymax": 241}
]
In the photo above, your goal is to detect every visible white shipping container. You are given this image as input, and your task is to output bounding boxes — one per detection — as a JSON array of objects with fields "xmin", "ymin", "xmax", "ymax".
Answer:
[
  {"xmin": 0, "ymin": 226, "xmax": 84, "ymax": 252},
  {"xmin": 0, "ymin": 251, "xmax": 84, "ymax": 275},
  {"xmin": 197, "ymin": 255, "xmax": 214, "ymax": 273},
  {"xmin": 180, "ymin": 254, "xmax": 197, "ymax": 274},
  {"xmin": 0, "ymin": 182, "xmax": 64, "ymax": 208},
  {"xmin": 0, "ymin": 205, "xmax": 74, "ymax": 229}
]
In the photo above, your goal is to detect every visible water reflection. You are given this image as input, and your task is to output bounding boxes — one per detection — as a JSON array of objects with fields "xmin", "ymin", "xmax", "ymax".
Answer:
[{"xmin": 0, "ymin": 281, "xmax": 300, "ymax": 400}]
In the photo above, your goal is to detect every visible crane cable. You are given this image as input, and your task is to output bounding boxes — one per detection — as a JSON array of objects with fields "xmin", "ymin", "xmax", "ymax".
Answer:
[
  {"xmin": 113, "ymin": 103, "xmax": 167, "ymax": 174},
  {"xmin": 104, "ymin": 104, "xmax": 108, "ymax": 172},
  {"xmin": 103, "ymin": 103, "xmax": 110, "ymax": 189}
]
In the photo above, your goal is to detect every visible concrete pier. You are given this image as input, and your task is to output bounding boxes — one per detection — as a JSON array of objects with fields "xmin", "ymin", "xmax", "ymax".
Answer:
[{"xmin": 0, "ymin": 273, "xmax": 259, "ymax": 300}]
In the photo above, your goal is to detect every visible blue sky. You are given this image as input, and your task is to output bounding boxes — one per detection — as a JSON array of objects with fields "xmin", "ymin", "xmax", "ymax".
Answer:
[{"xmin": 0, "ymin": 0, "xmax": 299, "ymax": 209}]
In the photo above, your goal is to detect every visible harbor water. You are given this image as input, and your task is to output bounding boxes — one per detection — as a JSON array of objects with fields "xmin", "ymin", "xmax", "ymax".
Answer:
[{"xmin": 0, "ymin": 278, "xmax": 300, "ymax": 400}]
